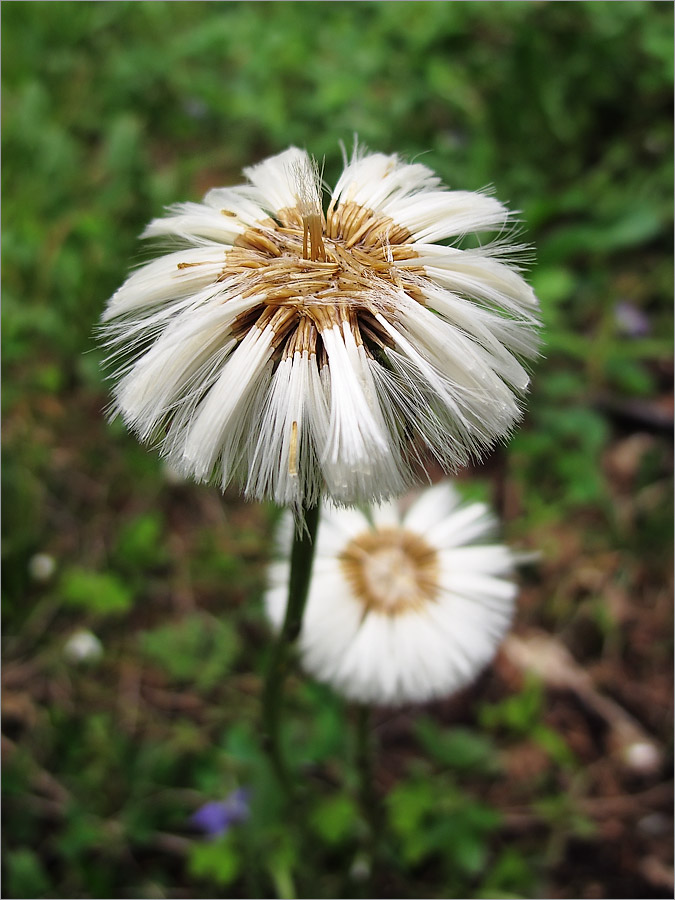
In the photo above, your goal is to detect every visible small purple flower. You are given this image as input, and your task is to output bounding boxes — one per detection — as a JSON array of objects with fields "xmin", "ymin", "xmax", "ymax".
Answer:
[
  {"xmin": 614, "ymin": 301, "xmax": 651, "ymax": 338},
  {"xmin": 182, "ymin": 97, "xmax": 209, "ymax": 120},
  {"xmin": 190, "ymin": 788, "xmax": 250, "ymax": 838}
]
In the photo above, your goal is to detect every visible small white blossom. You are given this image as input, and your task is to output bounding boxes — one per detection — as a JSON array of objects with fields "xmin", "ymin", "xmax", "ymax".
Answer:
[
  {"xmin": 64, "ymin": 630, "xmax": 104, "ymax": 663},
  {"xmin": 28, "ymin": 553, "xmax": 56, "ymax": 583},
  {"xmin": 622, "ymin": 741, "xmax": 662, "ymax": 774},
  {"xmin": 266, "ymin": 481, "xmax": 522, "ymax": 706},
  {"xmin": 101, "ymin": 146, "xmax": 540, "ymax": 510}
]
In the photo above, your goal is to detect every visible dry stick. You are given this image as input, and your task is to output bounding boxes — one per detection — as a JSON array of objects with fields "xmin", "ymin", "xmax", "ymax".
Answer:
[{"xmin": 262, "ymin": 500, "xmax": 321, "ymax": 792}]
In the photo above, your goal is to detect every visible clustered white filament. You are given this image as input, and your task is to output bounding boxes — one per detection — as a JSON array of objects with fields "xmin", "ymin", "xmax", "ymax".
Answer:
[{"xmin": 101, "ymin": 145, "xmax": 541, "ymax": 512}]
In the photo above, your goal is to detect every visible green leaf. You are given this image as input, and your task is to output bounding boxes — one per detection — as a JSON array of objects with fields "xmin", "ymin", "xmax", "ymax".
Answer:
[
  {"xmin": 140, "ymin": 612, "xmax": 240, "ymax": 690},
  {"xmin": 534, "ymin": 793, "xmax": 595, "ymax": 839},
  {"xmin": 297, "ymin": 682, "xmax": 348, "ymax": 762},
  {"xmin": 479, "ymin": 676, "xmax": 544, "ymax": 735},
  {"xmin": 449, "ymin": 827, "xmax": 490, "ymax": 876},
  {"xmin": 188, "ymin": 835, "xmax": 241, "ymax": 887},
  {"xmin": 532, "ymin": 724, "xmax": 577, "ymax": 770},
  {"xmin": 389, "ymin": 775, "xmax": 500, "ymax": 869},
  {"xmin": 265, "ymin": 830, "xmax": 298, "ymax": 900},
  {"xmin": 605, "ymin": 357, "xmax": 656, "ymax": 397},
  {"xmin": 414, "ymin": 719, "xmax": 500, "ymax": 774},
  {"xmin": 387, "ymin": 778, "xmax": 437, "ymax": 838},
  {"xmin": 310, "ymin": 794, "xmax": 360, "ymax": 846},
  {"xmin": 542, "ymin": 204, "xmax": 666, "ymax": 262},
  {"xmin": 60, "ymin": 567, "xmax": 133, "ymax": 616},
  {"xmin": 113, "ymin": 511, "xmax": 165, "ymax": 569},
  {"xmin": 5, "ymin": 848, "xmax": 51, "ymax": 898},
  {"xmin": 56, "ymin": 810, "xmax": 110, "ymax": 860},
  {"xmin": 478, "ymin": 847, "xmax": 539, "ymax": 898},
  {"xmin": 530, "ymin": 265, "xmax": 576, "ymax": 307}
]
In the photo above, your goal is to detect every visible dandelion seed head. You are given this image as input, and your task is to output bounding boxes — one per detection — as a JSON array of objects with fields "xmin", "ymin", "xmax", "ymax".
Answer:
[{"xmin": 100, "ymin": 145, "xmax": 541, "ymax": 510}]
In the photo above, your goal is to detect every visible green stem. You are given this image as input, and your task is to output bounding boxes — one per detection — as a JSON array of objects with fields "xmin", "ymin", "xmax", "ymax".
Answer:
[
  {"xmin": 355, "ymin": 705, "xmax": 383, "ymax": 894},
  {"xmin": 262, "ymin": 500, "xmax": 321, "ymax": 792}
]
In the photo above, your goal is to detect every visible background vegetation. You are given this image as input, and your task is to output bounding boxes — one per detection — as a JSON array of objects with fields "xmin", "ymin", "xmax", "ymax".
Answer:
[{"xmin": 2, "ymin": 2, "xmax": 672, "ymax": 898}]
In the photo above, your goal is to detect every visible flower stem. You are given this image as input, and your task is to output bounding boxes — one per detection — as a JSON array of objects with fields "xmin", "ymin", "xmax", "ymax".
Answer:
[
  {"xmin": 355, "ymin": 705, "xmax": 383, "ymax": 893},
  {"xmin": 262, "ymin": 500, "xmax": 321, "ymax": 792}
]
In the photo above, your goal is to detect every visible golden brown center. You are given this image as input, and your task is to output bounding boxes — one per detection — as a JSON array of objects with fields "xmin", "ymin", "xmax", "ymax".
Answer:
[
  {"xmin": 214, "ymin": 201, "xmax": 424, "ymax": 354},
  {"xmin": 339, "ymin": 527, "xmax": 440, "ymax": 616}
]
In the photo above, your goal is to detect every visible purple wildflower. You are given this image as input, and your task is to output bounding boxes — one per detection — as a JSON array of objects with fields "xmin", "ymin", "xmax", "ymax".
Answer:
[
  {"xmin": 190, "ymin": 788, "xmax": 250, "ymax": 838},
  {"xmin": 614, "ymin": 301, "xmax": 650, "ymax": 338}
]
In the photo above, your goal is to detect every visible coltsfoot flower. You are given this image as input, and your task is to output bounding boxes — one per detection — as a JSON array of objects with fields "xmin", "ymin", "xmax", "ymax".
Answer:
[
  {"xmin": 266, "ymin": 482, "xmax": 523, "ymax": 706},
  {"xmin": 101, "ymin": 146, "xmax": 540, "ymax": 509}
]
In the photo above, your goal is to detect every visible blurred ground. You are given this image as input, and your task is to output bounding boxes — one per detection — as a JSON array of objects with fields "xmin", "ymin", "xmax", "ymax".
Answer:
[{"xmin": 2, "ymin": 3, "xmax": 673, "ymax": 898}]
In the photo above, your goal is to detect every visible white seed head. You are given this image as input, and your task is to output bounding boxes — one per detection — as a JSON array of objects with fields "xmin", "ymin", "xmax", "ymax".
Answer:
[{"xmin": 100, "ymin": 145, "xmax": 541, "ymax": 511}]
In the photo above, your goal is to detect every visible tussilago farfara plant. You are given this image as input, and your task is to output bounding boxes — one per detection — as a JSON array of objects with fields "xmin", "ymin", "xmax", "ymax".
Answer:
[
  {"xmin": 101, "ymin": 145, "xmax": 541, "ymax": 512},
  {"xmin": 267, "ymin": 481, "xmax": 525, "ymax": 706}
]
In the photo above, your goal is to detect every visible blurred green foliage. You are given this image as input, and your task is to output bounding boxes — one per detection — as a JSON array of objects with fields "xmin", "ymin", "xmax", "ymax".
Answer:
[
  {"xmin": 140, "ymin": 613, "xmax": 241, "ymax": 690},
  {"xmin": 60, "ymin": 567, "xmax": 134, "ymax": 616},
  {"xmin": 2, "ymin": 2, "xmax": 672, "ymax": 898}
]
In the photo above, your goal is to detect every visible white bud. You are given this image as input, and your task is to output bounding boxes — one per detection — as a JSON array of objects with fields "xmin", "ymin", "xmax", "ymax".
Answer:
[
  {"xmin": 64, "ymin": 630, "xmax": 104, "ymax": 663},
  {"xmin": 28, "ymin": 553, "xmax": 56, "ymax": 583},
  {"xmin": 622, "ymin": 741, "xmax": 661, "ymax": 774}
]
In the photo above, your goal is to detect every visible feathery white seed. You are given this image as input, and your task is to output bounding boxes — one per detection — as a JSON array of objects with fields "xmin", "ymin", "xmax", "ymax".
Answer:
[{"xmin": 100, "ymin": 145, "xmax": 541, "ymax": 510}]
